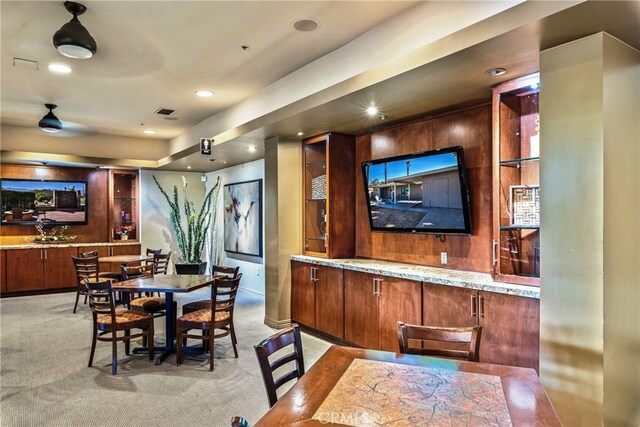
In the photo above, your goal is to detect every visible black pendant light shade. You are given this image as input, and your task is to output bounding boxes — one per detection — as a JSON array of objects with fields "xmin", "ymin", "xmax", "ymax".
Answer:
[
  {"xmin": 53, "ymin": 2, "xmax": 97, "ymax": 59},
  {"xmin": 39, "ymin": 104, "xmax": 63, "ymax": 133}
]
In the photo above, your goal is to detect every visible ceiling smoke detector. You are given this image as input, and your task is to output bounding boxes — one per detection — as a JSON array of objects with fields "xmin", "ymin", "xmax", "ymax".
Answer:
[{"xmin": 292, "ymin": 19, "xmax": 319, "ymax": 32}]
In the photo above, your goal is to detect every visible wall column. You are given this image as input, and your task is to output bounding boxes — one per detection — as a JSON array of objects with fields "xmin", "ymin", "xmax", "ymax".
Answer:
[
  {"xmin": 264, "ymin": 137, "xmax": 302, "ymax": 328},
  {"xmin": 540, "ymin": 32, "xmax": 640, "ymax": 426}
]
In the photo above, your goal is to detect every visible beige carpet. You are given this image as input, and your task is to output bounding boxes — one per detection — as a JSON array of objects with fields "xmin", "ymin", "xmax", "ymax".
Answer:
[{"xmin": 0, "ymin": 288, "xmax": 331, "ymax": 427}]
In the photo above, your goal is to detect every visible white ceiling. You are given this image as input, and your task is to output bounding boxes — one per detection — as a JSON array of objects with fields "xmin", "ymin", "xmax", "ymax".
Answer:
[{"xmin": 0, "ymin": 0, "xmax": 418, "ymax": 139}]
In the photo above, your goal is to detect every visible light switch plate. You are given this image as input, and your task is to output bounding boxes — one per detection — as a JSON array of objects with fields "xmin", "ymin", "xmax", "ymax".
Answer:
[{"xmin": 440, "ymin": 252, "xmax": 448, "ymax": 264}]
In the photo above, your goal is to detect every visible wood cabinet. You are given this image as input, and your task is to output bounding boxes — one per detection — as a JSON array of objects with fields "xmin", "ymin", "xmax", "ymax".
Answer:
[
  {"xmin": 302, "ymin": 133, "xmax": 355, "ymax": 258},
  {"xmin": 6, "ymin": 247, "xmax": 79, "ymax": 292},
  {"xmin": 291, "ymin": 261, "xmax": 344, "ymax": 338},
  {"xmin": 423, "ymin": 282, "xmax": 539, "ymax": 370},
  {"xmin": 109, "ymin": 170, "xmax": 139, "ymax": 242},
  {"xmin": 1, "ymin": 250, "xmax": 6, "ymax": 293},
  {"xmin": 492, "ymin": 73, "xmax": 540, "ymax": 285},
  {"xmin": 344, "ymin": 270, "xmax": 422, "ymax": 352}
]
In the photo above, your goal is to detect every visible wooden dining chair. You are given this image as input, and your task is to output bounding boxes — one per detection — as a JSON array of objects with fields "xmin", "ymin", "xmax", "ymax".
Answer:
[
  {"xmin": 176, "ymin": 274, "xmax": 242, "ymax": 371},
  {"xmin": 181, "ymin": 265, "xmax": 240, "ymax": 315},
  {"xmin": 84, "ymin": 277, "xmax": 154, "ymax": 375},
  {"xmin": 152, "ymin": 252, "xmax": 172, "ymax": 275},
  {"xmin": 71, "ymin": 255, "xmax": 120, "ymax": 313},
  {"xmin": 396, "ymin": 321, "xmax": 482, "ymax": 362},
  {"xmin": 254, "ymin": 324, "xmax": 305, "ymax": 407},
  {"xmin": 231, "ymin": 416, "xmax": 250, "ymax": 427},
  {"xmin": 120, "ymin": 264, "xmax": 166, "ymax": 313}
]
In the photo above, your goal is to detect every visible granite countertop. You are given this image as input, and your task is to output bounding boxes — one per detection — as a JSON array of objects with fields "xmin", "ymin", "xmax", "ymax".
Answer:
[
  {"xmin": 0, "ymin": 241, "xmax": 141, "ymax": 250},
  {"xmin": 291, "ymin": 255, "xmax": 540, "ymax": 299}
]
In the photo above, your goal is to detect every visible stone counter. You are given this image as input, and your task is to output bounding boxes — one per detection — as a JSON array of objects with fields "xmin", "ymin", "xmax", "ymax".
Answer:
[
  {"xmin": 291, "ymin": 255, "xmax": 539, "ymax": 299},
  {"xmin": 0, "ymin": 241, "xmax": 141, "ymax": 250}
]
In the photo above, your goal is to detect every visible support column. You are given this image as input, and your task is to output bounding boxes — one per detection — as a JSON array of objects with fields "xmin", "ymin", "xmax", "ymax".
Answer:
[
  {"xmin": 540, "ymin": 32, "xmax": 640, "ymax": 426},
  {"xmin": 264, "ymin": 137, "xmax": 302, "ymax": 328}
]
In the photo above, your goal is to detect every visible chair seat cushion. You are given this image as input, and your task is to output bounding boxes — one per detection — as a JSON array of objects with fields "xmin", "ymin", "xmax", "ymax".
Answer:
[
  {"xmin": 97, "ymin": 310, "xmax": 150, "ymax": 325},
  {"xmin": 130, "ymin": 297, "xmax": 166, "ymax": 313},
  {"xmin": 178, "ymin": 308, "xmax": 230, "ymax": 324},
  {"xmin": 182, "ymin": 300, "xmax": 232, "ymax": 314}
]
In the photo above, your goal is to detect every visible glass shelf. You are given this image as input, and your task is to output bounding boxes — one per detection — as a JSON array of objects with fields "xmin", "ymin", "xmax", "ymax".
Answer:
[
  {"xmin": 113, "ymin": 197, "xmax": 137, "ymax": 200},
  {"xmin": 500, "ymin": 157, "xmax": 540, "ymax": 168},
  {"xmin": 500, "ymin": 225, "xmax": 539, "ymax": 230},
  {"xmin": 305, "ymin": 161, "xmax": 326, "ymax": 168},
  {"xmin": 305, "ymin": 198, "xmax": 326, "ymax": 202},
  {"xmin": 306, "ymin": 236, "xmax": 326, "ymax": 241}
]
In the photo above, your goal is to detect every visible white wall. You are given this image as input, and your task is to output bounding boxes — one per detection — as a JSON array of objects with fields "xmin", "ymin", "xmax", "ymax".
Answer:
[
  {"xmin": 139, "ymin": 170, "xmax": 206, "ymax": 273},
  {"xmin": 206, "ymin": 159, "xmax": 265, "ymax": 296}
]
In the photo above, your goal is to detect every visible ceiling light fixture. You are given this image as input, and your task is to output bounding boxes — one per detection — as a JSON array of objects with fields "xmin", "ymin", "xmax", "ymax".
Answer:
[
  {"xmin": 195, "ymin": 90, "xmax": 214, "ymax": 97},
  {"xmin": 144, "ymin": 129, "xmax": 157, "ymax": 135},
  {"xmin": 248, "ymin": 146, "xmax": 257, "ymax": 153},
  {"xmin": 48, "ymin": 63, "xmax": 72, "ymax": 74},
  {"xmin": 366, "ymin": 105, "xmax": 379, "ymax": 116},
  {"xmin": 38, "ymin": 104, "xmax": 63, "ymax": 133},
  {"xmin": 297, "ymin": 131, "xmax": 306, "ymax": 136},
  {"xmin": 292, "ymin": 18, "xmax": 319, "ymax": 32},
  {"xmin": 53, "ymin": 2, "xmax": 97, "ymax": 59},
  {"xmin": 485, "ymin": 67, "xmax": 506, "ymax": 77},
  {"xmin": 187, "ymin": 166, "xmax": 192, "ymax": 169}
]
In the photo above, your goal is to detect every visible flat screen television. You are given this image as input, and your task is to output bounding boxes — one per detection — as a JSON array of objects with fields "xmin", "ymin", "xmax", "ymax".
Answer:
[
  {"xmin": 1, "ymin": 178, "xmax": 88, "ymax": 225},
  {"xmin": 362, "ymin": 146, "xmax": 472, "ymax": 235}
]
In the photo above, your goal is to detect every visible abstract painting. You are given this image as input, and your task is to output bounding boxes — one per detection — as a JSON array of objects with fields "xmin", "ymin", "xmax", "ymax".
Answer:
[{"xmin": 223, "ymin": 179, "xmax": 262, "ymax": 257}]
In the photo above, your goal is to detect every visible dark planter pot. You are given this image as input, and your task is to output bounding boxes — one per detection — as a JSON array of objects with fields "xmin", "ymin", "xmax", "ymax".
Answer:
[{"xmin": 174, "ymin": 262, "xmax": 207, "ymax": 275}]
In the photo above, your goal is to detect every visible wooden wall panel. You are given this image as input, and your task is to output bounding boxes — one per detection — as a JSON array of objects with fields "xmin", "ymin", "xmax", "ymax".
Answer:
[
  {"xmin": 355, "ymin": 104, "xmax": 493, "ymax": 273},
  {"xmin": 1, "ymin": 165, "xmax": 109, "ymax": 244}
]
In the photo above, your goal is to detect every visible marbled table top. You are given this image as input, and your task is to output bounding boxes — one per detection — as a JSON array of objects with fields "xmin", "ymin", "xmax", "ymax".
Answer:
[
  {"xmin": 291, "ymin": 255, "xmax": 539, "ymax": 299},
  {"xmin": 312, "ymin": 358, "xmax": 512, "ymax": 427}
]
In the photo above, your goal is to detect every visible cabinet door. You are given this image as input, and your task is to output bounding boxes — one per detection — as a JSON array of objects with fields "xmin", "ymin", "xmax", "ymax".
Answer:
[
  {"xmin": 378, "ymin": 277, "xmax": 422, "ymax": 352},
  {"xmin": 423, "ymin": 282, "xmax": 478, "ymax": 327},
  {"xmin": 1, "ymin": 250, "xmax": 6, "ymax": 293},
  {"xmin": 315, "ymin": 265, "xmax": 344, "ymax": 338},
  {"xmin": 6, "ymin": 249, "xmax": 44, "ymax": 292},
  {"xmin": 112, "ymin": 244, "xmax": 141, "ymax": 256},
  {"xmin": 479, "ymin": 291, "xmax": 540, "ymax": 371},
  {"xmin": 344, "ymin": 270, "xmax": 379, "ymax": 349},
  {"xmin": 291, "ymin": 261, "xmax": 316, "ymax": 328},
  {"xmin": 43, "ymin": 247, "xmax": 79, "ymax": 289}
]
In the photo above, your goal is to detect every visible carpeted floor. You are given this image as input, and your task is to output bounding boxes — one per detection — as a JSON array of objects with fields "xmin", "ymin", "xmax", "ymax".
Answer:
[{"xmin": 0, "ymin": 288, "xmax": 331, "ymax": 427}]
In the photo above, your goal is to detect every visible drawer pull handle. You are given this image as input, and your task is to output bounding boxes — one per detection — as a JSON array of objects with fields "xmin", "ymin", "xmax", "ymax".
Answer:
[
  {"xmin": 479, "ymin": 295, "xmax": 485, "ymax": 318},
  {"xmin": 471, "ymin": 294, "xmax": 477, "ymax": 317}
]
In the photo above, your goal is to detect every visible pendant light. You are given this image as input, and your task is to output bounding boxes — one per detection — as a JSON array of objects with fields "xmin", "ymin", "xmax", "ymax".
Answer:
[
  {"xmin": 39, "ymin": 104, "xmax": 63, "ymax": 133},
  {"xmin": 53, "ymin": 2, "xmax": 97, "ymax": 59}
]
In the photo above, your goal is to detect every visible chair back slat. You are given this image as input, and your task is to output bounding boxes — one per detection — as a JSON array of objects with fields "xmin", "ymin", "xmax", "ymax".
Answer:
[
  {"xmin": 84, "ymin": 277, "xmax": 116, "ymax": 317},
  {"xmin": 80, "ymin": 250, "xmax": 98, "ymax": 258},
  {"xmin": 254, "ymin": 324, "xmax": 305, "ymax": 407},
  {"xmin": 120, "ymin": 263, "xmax": 154, "ymax": 281},
  {"xmin": 212, "ymin": 265, "xmax": 240, "ymax": 278},
  {"xmin": 396, "ymin": 322, "xmax": 482, "ymax": 362},
  {"xmin": 153, "ymin": 252, "xmax": 171, "ymax": 275},
  {"xmin": 72, "ymin": 256, "xmax": 99, "ymax": 287},
  {"xmin": 212, "ymin": 274, "xmax": 242, "ymax": 317}
]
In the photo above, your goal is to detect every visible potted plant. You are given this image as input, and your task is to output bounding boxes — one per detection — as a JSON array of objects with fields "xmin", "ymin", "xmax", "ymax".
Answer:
[{"xmin": 153, "ymin": 175, "xmax": 221, "ymax": 274}]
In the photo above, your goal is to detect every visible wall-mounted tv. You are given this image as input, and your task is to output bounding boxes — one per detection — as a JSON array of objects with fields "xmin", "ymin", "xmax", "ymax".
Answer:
[
  {"xmin": 1, "ymin": 179, "xmax": 88, "ymax": 225},
  {"xmin": 362, "ymin": 146, "xmax": 472, "ymax": 235}
]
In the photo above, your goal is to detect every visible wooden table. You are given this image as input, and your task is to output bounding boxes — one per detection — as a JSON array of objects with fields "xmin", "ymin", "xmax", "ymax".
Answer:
[
  {"xmin": 255, "ymin": 345, "xmax": 560, "ymax": 427},
  {"xmin": 113, "ymin": 274, "xmax": 219, "ymax": 364}
]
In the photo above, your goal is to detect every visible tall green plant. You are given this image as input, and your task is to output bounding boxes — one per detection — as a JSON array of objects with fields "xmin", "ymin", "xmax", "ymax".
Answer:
[{"xmin": 153, "ymin": 175, "xmax": 221, "ymax": 263}]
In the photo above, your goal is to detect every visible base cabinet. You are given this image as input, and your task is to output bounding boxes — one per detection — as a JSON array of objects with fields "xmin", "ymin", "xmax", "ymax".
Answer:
[
  {"xmin": 6, "ymin": 247, "xmax": 79, "ymax": 292},
  {"xmin": 291, "ymin": 261, "xmax": 344, "ymax": 338},
  {"xmin": 423, "ymin": 282, "xmax": 539, "ymax": 370},
  {"xmin": 345, "ymin": 270, "xmax": 422, "ymax": 352}
]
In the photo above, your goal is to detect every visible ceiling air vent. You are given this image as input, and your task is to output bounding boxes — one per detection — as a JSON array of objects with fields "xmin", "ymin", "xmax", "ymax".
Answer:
[{"xmin": 155, "ymin": 108, "xmax": 176, "ymax": 116}]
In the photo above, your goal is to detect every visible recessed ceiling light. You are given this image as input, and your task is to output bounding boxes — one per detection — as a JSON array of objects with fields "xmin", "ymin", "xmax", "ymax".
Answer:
[
  {"xmin": 366, "ymin": 106, "xmax": 379, "ymax": 116},
  {"xmin": 248, "ymin": 146, "xmax": 257, "ymax": 153},
  {"xmin": 292, "ymin": 18, "xmax": 319, "ymax": 32},
  {"xmin": 485, "ymin": 67, "xmax": 506, "ymax": 77},
  {"xmin": 48, "ymin": 63, "xmax": 72, "ymax": 74},
  {"xmin": 223, "ymin": 161, "xmax": 227, "ymax": 164},
  {"xmin": 297, "ymin": 131, "xmax": 306, "ymax": 136},
  {"xmin": 144, "ymin": 129, "xmax": 157, "ymax": 135},
  {"xmin": 187, "ymin": 165, "xmax": 192, "ymax": 169},
  {"xmin": 195, "ymin": 90, "xmax": 214, "ymax": 97}
]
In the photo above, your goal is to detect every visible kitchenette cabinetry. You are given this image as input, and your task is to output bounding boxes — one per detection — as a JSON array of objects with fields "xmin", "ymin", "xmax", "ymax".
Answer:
[{"xmin": 344, "ymin": 270, "xmax": 422, "ymax": 352}]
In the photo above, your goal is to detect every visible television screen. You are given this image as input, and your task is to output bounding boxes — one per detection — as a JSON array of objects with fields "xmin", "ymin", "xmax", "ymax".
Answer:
[
  {"xmin": 362, "ymin": 146, "xmax": 472, "ymax": 235},
  {"xmin": 1, "ymin": 179, "xmax": 88, "ymax": 225}
]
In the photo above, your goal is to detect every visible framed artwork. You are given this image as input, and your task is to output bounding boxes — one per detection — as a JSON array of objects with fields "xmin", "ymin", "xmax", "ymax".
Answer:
[
  {"xmin": 509, "ymin": 185, "xmax": 540, "ymax": 226},
  {"xmin": 223, "ymin": 179, "xmax": 262, "ymax": 257}
]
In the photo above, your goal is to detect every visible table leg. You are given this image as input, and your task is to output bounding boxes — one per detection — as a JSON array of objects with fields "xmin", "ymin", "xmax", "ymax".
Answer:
[{"xmin": 153, "ymin": 292, "xmax": 175, "ymax": 365}]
